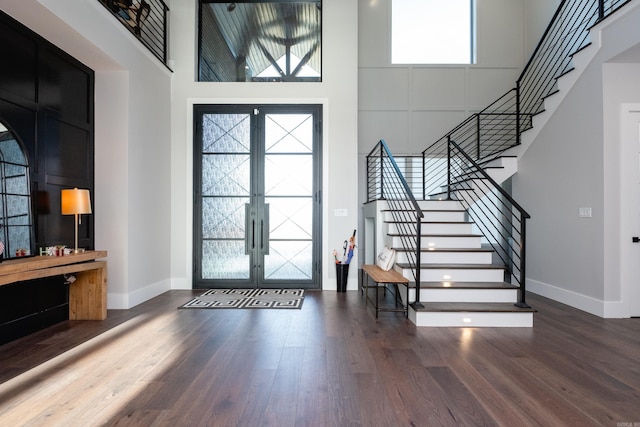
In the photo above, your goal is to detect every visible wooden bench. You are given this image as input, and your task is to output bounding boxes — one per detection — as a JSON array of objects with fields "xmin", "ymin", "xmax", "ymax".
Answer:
[{"xmin": 361, "ymin": 264, "xmax": 409, "ymax": 318}]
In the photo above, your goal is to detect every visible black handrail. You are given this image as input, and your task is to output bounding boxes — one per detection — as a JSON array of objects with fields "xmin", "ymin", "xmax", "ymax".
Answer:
[
  {"xmin": 448, "ymin": 139, "xmax": 531, "ymax": 307},
  {"xmin": 366, "ymin": 139, "xmax": 425, "ymax": 308}
]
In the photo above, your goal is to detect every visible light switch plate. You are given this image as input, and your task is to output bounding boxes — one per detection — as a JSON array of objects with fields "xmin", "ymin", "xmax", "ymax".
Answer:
[
  {"xmin": 579, "ymin": 207, "xmax": 592, "ymax": 218},
  {"xmin": 334, "ymin": 209, "xmax": 348, "ymax": 217}
]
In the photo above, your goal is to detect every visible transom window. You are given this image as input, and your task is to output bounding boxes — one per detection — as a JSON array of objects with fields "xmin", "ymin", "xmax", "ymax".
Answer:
[
  {"xmin": 198, "ymin": 1, "xmax": 322, "ymax": 82},
  {"xmin": 392, "ymin": 0, "xmax": 475, "ymax": 65}
]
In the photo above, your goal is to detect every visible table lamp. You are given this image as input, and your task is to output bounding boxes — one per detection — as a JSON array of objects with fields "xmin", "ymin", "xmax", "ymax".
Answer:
[{"xmin": 61, "ymin": 188, "xmax": 92, "ymax": 253}]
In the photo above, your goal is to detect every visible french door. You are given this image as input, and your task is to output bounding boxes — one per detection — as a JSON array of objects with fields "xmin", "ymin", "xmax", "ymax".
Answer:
[{"xmin": 193, "ymin": 105, "xmax": 322, "ymax": 289}]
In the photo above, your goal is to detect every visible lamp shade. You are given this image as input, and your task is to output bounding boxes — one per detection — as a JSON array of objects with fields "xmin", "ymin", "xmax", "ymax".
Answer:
[{"xmin": 61, "ymin": 188, "xmax": 92, "ymax": 215}]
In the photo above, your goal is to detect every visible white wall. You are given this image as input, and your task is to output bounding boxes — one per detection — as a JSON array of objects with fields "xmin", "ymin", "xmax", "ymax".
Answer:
[
  {"xmin": 513, "ymin": 1, "xmax": 640, "ymax": 317},
  {"xmin": 524, "ymin": 0, "xmax": 561, "ymax": 56},
  {"xmin": 0, "ymin": 0, "xmax": 173, "ymax": 308},
  {"xmin": 168, "ymin": 0, "xmax": 360, "ymax": 291}
]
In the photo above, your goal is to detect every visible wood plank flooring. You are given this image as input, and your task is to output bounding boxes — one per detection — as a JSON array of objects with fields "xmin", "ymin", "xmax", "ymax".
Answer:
[{"xmin": 0, "ymin": 290, "xmax": 639, "ymax": 426}]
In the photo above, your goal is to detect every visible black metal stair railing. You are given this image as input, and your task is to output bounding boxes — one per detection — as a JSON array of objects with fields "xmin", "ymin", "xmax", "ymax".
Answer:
[
  {"xmin": 446, "ymin": 138, "xmax": 531, "ymax": 307},
  {"xmin": 422, "ymin": 89, "xmax": 525, "ymax": 199},
  {"xmin": 366, "ymin": 139, "xmax": 426, "ymax": 308},
  {"xmin": 517, "ymin": 0, "xmax": 630, "ymax": 123},
  {"xmin": 99, "ymin": 0, "xmax": 170, "ymax": 66}
]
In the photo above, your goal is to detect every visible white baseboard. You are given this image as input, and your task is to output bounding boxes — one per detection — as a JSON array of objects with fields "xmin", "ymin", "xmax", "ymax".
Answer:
[
  {"xmin": 170, "ymin": 277, "xmax": 191, "ymax": 290},
  {"xmin": 107, "ymin": 279, "xmax": 171, "ymax": 309},
  {"xmin": 527, "ymin": 278, "xmax": 629, "ymax": 318}
]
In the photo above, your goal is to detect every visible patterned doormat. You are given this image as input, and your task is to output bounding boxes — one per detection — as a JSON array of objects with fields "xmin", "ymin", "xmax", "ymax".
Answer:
[{"xmin": 178, "ymin": 288, "xmax": 305, "ymax": 309}]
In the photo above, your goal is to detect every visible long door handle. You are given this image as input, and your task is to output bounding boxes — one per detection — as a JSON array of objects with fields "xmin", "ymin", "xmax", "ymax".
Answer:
[
  {"xmin": 245, "ymin": 204, "xmax": 255, "ymax": 254},
  {"xmin": 261, "ymin": 204, "xmax": 269, "ymax": 255}
]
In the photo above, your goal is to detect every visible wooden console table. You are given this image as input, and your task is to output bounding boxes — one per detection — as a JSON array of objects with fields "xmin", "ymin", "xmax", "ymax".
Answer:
[{"xmin": 0, "ymin": 250, "xmax": 108, "ymax": 320}]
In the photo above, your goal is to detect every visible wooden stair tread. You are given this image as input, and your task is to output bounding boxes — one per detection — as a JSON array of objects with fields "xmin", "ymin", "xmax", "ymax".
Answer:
[
  {"xmin": 384, "ymin": 220, "xmax": 473, "ymax": 224},
  {"xmin": 406, "ymin": 281, "xmax": 517, "ymax": 290},
  {"xmin": 387, "ymin": 233, "xmax": 482, "ymax": 238},
  {"xmin": 394, "ymin": 247, "xmax": 493, "ymax": 253},
  {"xmin": 412, "ymin": 302, "xmax": 536, "ymax": 313},
  {"xmin": 381, "ymin": 209, "xmax": 466, "ymax": 213},
  {"xmin": 395, "ymin": 263, "xmax": 505, "ymax": 270}
]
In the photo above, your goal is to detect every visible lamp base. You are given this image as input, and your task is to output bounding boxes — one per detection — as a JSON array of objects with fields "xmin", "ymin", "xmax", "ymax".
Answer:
[{"xmin": 72, "ymin": 248, "xmax": 86, "ymax": 254}]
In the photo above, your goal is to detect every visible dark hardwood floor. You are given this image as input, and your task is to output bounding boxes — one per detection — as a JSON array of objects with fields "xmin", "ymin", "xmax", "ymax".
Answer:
[{"xmin": 0, "ymin": 289, "xmax": 638, "ymax": 426}]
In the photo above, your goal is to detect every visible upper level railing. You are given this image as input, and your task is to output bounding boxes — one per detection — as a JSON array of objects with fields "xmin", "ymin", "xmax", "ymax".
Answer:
[
  {"xmin": 99, "ymin": 0, "xmax": 170, "ymax": 66},
  {"xmin": 517, "ymin": 0, "xmax": 630, "ymax": 123},
  {"xmin": 366, "ymin": 139, "xmax": 426, "ymax": 307},
  {"xmin": 423, "ymin": 0, "xmax": 631, "ymax": 181}
]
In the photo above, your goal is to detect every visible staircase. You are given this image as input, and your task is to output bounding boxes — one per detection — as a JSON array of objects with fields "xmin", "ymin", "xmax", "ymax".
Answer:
[
  {"xmin": 364, "ymin": 0, "xmax": 634, "ymax": 327},
  {"xmin": 365, "ymin": 199, "xmax": 534, "ymax": 327}
]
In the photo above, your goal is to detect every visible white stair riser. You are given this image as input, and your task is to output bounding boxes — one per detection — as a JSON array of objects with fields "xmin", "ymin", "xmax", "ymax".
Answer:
[
  {"xmin": 400, "ymin": 268, "xmax": 505, "ymax": 282},
  {"xmin": 407, "ymin": 288, "xmax": 518, "ymax": 303},
  {"xmin": 408, "ymin": 309, "xmax": 533, "ymax": 327},
  {"xmin": 383, "ymin": 211, "xmax": 467, "ymax": 222},
  {"xmin": 395, "ymin": 251, "xmax": 492, "ymax": 265},
  {"xmin": 388, "ymin": 222, "xmax": 473, "ymax": 235},
  {"xmin": 391, "ymin": 235, "xmax": 482, "ymax": 249},
  {"xmin": 417, "ymin": 200, "xmax": 463, "ymax": 210}
]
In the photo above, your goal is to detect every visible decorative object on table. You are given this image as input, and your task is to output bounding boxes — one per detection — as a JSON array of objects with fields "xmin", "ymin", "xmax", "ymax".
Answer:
[
  {"xmin": 15, "ymin": 248, "xmax": 28, "ymax": 257},
  {"xmin": 61, "ymin": 188, "xmax": 92, "ymax": 254},
  {"xmin": 376, "ymin": 246, "xmax": 396, "ymax": 271},
  {"xmin": 43, "ymin": 245, "xmax": 68, "ymax": 256},
  {"xmin": 179, "ymin": 288, "xmax": 305, "ymax": 309},
  {"xmin": 334, "ymin": 229, "xmax": 356, "ymax": 292}
]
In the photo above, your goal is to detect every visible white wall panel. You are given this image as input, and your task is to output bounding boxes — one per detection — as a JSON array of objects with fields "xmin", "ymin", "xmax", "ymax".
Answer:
[
  {"xmin": 359, "ymin": 111, "xmax": 409, "ymax": 153},
  {"xmin": 359, "ymin": 68, "xmax": 409, "ymax": 110},
  {"xmin": 411, "ymin": 68, "xmax": 466, "ymax": 110},
  {"xmin": 467, "ymin": 67, "xmax": 521, "ymax": 108},
  {"xmin": 410, "ymin": 111, "xmax": 469, "ymax": 148},
  {"xmin": 475, "ymin": 0, "xmax": 526, "ymax": 66}
]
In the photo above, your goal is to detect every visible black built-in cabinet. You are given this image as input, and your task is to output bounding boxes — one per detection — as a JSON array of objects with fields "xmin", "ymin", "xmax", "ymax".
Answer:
[{"xmin": 0, "ymin": 10, "xmax": 95, "ymax": 345}]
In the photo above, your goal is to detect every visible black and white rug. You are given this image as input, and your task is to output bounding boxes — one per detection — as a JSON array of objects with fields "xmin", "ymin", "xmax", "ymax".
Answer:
[{"xmin": 179, "ymin": 288, "xmax": 305, "ymax": 309}]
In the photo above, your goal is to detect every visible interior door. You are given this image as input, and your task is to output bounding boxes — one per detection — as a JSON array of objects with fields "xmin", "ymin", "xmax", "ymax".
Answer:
[
  {"xmin": 621, "ymin": 106, "xmax": 640, "ymax": 317},
  {"xmin": 194, "ymin": 105, "xmax": 322, "ymax": 289}
]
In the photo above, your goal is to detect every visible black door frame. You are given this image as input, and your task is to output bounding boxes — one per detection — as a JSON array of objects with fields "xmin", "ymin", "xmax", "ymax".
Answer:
[{"xmin": 193, "ymin": 104, "xmax": 323, "ymax": 289}]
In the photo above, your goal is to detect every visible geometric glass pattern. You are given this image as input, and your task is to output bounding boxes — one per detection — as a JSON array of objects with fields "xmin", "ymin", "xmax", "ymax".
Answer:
[
  {"xmin": 202, "ymin": 240, "xmax": 250, "ymax": 279},
  {"xmin": 265, "ymin": 240, "xmax": 313, "ymax": 280},
  {"xmin": 265, "ymin": 114, "xmax": 313, "ymax": 153},
  {"xmin": 202, "ymin": 197, "xmax": 249, "ymax": 239}
]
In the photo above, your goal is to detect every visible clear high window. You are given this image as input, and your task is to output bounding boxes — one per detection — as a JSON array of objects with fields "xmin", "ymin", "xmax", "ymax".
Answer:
[{"xmin": 392, "ymin": 0, "xmax": 475, "ymax": 65}]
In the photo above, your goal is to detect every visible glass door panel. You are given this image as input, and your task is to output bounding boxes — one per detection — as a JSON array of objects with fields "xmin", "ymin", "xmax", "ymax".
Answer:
[
  {"xmin": 262, "ymin": 113, "xmax": 314, "ymax": 282},
  {"xmin": 199, "ymin": 113, "xmax": 252, "ymax": 281}
]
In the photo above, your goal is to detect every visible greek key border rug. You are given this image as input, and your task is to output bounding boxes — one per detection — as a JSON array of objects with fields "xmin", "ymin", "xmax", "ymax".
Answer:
[{"xmin": 178, "ymin": 288, "xmax": 305, "ymax": 310}]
